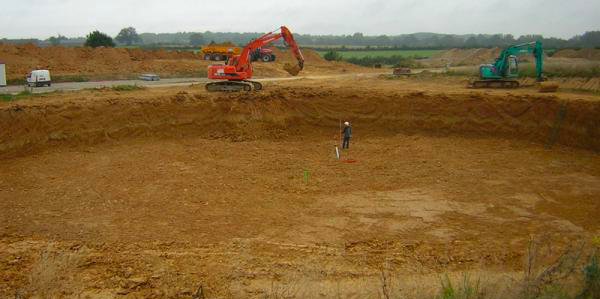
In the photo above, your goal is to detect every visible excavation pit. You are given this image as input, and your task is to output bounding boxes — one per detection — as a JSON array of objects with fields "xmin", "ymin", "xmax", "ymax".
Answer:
[{"xmin": 1, "ymin": 81, "xmax": 599, "ymax": 297}]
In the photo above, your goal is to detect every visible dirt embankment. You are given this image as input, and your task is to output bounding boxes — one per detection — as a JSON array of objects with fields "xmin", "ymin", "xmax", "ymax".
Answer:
[
  {"xmin": 1, "ymin": 85, "xmax": 599, "ymax": 158},
  {"xmin": 520, "ymin": 76, "xmax": 600, "ymax": 93},
  {"xmin": 270, "ymin": 46, "xmax": 361, "ymax": 74},
  {"xmin": 0, "ymin": 44, "xmax": 354, "ymax": 81},
  {"xmin": 422, "ymin": 48, "xmax": 501, "ymax": 67},
  {"xmin": 0, "ymin": 44, "xmax": 205, "ymax": 80},
  {"xmin": 1, "ymin": 80, "xmax": 599, "ymax": 298},
  {"xmin": 554, "ymin": 48, "xmax": 600, "ymax": 60}
]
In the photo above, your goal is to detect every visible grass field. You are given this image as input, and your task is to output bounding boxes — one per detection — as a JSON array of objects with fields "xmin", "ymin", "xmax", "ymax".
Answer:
[{"xmin": 316, "ymin": 49, "xmax": 442, "ymax": 59}]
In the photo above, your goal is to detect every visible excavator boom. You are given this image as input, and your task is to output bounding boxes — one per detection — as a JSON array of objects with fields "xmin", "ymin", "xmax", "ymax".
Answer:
[
  {"xmin": 469, "ymin": 41, "xmax": 549, "ymax": 89},
  {"xmin": 206, "ymin": 26, "xmax": 304, "ymax": 92}
]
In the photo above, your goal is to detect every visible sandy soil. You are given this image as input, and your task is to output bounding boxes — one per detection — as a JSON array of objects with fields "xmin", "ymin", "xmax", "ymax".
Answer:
[
  {"xmin": 0, "ymin": 44, "xmax": 364, "ymax": 82},
  {"xmin": 554, "ymin": 48, "xmax": 600, "ymax": 60},
  {"xmin": 1, "ymin": 77, "xmax": 599, "ymax": 298}
]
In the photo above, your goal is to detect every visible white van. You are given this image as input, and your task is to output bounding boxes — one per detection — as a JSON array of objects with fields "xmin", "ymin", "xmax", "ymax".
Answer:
[
  {"xmin": 0, "ymin": 62, "xmax": 6, "ymax": 86},
  {"xmin": 26, "ymin": 70, "xmax": 52, "ymax": 87}
]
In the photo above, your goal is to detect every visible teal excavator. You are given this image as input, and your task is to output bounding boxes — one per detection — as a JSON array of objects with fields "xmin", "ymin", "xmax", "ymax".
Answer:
[{"xmin": 469, "ymin": 41, "xmax": 557, "ymax": 91}]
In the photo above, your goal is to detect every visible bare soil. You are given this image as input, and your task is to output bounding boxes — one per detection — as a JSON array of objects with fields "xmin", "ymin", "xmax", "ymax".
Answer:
[
  {"xmin": 1, "ymin": 77, "xmax": 599, "ymax": 298},
  {"xmin": 0, "ymin": 44, "xmax": 361, "ymax": 81},
  {"xmin": 554, "ymin": 48, "xmax": 600, "ymax": 60}
]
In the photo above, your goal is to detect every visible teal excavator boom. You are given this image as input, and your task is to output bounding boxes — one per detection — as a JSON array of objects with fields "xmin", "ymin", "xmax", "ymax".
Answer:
[{"xmin": 470, "ymin": 41, "xmax": 544, "ymax": 88}]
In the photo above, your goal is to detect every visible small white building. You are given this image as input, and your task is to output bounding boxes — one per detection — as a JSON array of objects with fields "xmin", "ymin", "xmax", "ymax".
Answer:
[{"xmin": 0, "ymin": 61, "xmax": 6, "ymax": 86}]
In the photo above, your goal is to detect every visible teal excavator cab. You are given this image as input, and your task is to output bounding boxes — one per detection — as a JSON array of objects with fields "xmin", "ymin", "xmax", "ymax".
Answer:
[{"xmin": 470, "ymin": 41, "xmax": 544, "ymax": 88}]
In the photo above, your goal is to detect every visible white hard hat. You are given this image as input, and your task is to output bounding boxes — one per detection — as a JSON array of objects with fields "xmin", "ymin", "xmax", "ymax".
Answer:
[{"xmin": 344, "ymin": 121, "xmax": 350, "ymax": 126}]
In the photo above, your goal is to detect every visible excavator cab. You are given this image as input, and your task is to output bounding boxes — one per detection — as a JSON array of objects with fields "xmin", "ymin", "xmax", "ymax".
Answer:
[
  {"xmin": 206, "ymin": 26, "xmax": 304, "ymax": 92},
  {"xmin": 479, "ymin": 64, "xmax": 497, "ymax": 79},
  {"xmin": 479, "ymin": 55, "xmax": 519, "ymax": 80},
  {"xmin": 506, "ymin": 55, "xmax": 519, "ymax": 77},
  {"xmin": 470, "ymin": 41, "xmax": 556, "ymax": 89}
]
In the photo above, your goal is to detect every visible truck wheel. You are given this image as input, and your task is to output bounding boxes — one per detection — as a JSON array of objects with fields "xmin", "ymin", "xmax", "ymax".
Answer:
[
  {"xmin": 204, "ymin": 54, "xmax": 211, "ymax": 60},
  {"xmin": 48, "ymin": 82, "xmax": 51, "ymax": 87},
  {"xmin": 210, "ymin": 54, "xmax": 217, "ymax": 61},
  {"xmin": 271, "ymin": 54, "xmax": 276, "ymax": 62},
  {"xmin": 261, "ymin": 55, "xmax": 271, "ymax": 62}
]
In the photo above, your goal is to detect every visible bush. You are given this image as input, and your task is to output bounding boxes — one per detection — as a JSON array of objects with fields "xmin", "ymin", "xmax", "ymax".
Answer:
[
  {"xmin": 577, "ymin": 255, "xmax": 600, "ymax": 299},
  {"xmin": 0, "ymin": 93, "xmax": 12, "ymax": 102},
  {"xmin": 323, "ymin": 50, "xmax": 343, "ymax": 61},
  {"xmin": 115, "ymin": 27, "xmax": 141, "ymax": 46},
  {"xmin": 1, "ymin": 90, "xmax": 34, "ymax": 102},
  {"xmin": 437, "ymin": 274, "xmax": 482, "ymax": 299},
  {"xmin": 346, "ymin": 55, "xmax": 417, "ymax": 67},
  {"xmin": 85, "ymin": 30, "xmax": 115, "ymax": 48},
  {"xmin": 111, "ymin": 85, "xmax": 145, "ymax": 91}
]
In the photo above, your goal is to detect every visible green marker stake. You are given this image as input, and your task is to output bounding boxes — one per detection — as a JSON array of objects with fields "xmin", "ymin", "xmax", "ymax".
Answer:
[{"xmin": 304, "ymin": 170, "xmax": 309, "ymax": 184}]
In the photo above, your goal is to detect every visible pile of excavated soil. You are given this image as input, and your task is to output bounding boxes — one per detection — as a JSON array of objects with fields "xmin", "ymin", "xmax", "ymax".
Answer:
[
  {"xmin": 554, "ymin": 48, "xmax": 600, "ymax": 60},
  {"xmin": 271, "ymin": 47, "xmax": 326, "ymax": 64},
  {"xmin": 0, "ymin": 44, "xmax": 204, "ymax": 80},
  {"xmin": 520, "ymin": 76, "xmax": 600, "ymax": 93},
  {"xmin": 0, "ymin": 45, "xmax": 359, "ymax": 81},
  {"xmin": 422, "ymin": 48, "xmax": 502, "ymax": 67},
  {"xmin": 271, "ymin": 47, "xmax": 361, "ymax": 72}
]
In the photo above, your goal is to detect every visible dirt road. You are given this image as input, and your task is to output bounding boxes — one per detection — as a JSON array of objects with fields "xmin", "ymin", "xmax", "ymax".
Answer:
[{"xmin": 0, "ymin": 72, "xmax": 389, "ymax": 94}]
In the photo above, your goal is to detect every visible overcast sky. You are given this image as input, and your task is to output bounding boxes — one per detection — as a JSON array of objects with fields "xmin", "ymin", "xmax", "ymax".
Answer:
[{"xmin": 1, "ymin": 0, "xmax": 599, "ymax": 39}]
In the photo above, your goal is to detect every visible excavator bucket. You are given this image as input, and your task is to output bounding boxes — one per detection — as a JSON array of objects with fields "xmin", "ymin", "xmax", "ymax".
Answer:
[
  {"xmin": 280, "ymin": 26, "xmax": 304, "ymax": 77},
  {"xmin": 538, "ymin": 81, "xmax": 559, "ymax": 93},
  {"xmin": 283, "ymin": 63, "xmax": 302, "ymax": 76}
]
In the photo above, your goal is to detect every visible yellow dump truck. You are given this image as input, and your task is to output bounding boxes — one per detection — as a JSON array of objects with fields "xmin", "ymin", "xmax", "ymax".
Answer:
[
  {"xmin": 201, "ymin": 42, "xmax": 276, "ymax": 62},
  {"xmin": 201, "ymin": 42, "xmax": 241, "ymax": 61}
]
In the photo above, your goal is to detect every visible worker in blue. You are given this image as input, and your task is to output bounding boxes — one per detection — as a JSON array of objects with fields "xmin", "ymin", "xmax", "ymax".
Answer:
[{"xmin": 341, "ymin": 121, "xmax": 352, "ymax": 149}]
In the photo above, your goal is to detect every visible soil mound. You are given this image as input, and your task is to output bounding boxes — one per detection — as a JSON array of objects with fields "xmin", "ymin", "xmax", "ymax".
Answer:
[
  {"xmin": 263, "ymin": 47, "xmax": 361, "ymax": 76},
  {"xmin": 425, "ymin": 48, "xmax": 501, "ymax": 67},
  {"xmin": 0, "ymin": 44, "xmax": 202, "ymax": 80},
  {"xmin": 521, "ymin": 77, "xmax": 600, "ymax": 93},
  {"xmin": 554, "ymin": 48, "xmax": 600, "ymax": 60},
  {"xmin": 271, "ymin": 47, "xmax": 327, "ymax": 65},
  {"xmin": 0, "ymin": 44, "xmax": 361, "ymax": 81}
]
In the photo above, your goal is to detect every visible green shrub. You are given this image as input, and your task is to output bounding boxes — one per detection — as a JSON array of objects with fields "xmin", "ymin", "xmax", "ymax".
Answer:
[
  {"xmin": 576, "ymin": 255, "xmax": 600, "ymax": 299},
  {"xmin": 6, "ymin": 78, "xmax": 26, "ymax": 85},
  {"xmin": 53, "ymin": 75, "xmax": 90, "ymax": 83},
  {"xmin": 0, "ymin": 93, "xmax": 13, "ymax": 102},
  {"xmin": 0, "ymin": 90, "xmax": 34, "ymax": 102},
  {"xmin": 345, "ymin": 54, "xmax": 417, "ymax": 67},
  {"xmin": 85, "ymin": 30, "xmax": 115, "ymax": 48},
  {"xmin": 323, "ymin": 50, "xmax": 343, "ymax": 61},
  {"xmin": 111, "ymin": 84, "xmax": 145, "ymax": 91},
  {"xmin": 436, "ymin": 274, "xmax": 481, "ymax": 299}
]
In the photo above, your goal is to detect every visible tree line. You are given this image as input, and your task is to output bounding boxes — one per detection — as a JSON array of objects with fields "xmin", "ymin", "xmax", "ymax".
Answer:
[{"xmin": 2, "ymin": 27, "xmax": 600, "ymax": 49}]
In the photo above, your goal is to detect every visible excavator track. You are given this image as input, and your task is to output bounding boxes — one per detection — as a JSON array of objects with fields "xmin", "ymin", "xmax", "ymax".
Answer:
[
  {"xmin": 205, "ymin": 81, "xmax": 253, "ymax": 92},
  {"xmin": 468, "ymin": 80, "xmax": 520, "ymax": 89},
  {"xmin": 246, "ymin": 80, "xmax": 263, "ymax": 91}
]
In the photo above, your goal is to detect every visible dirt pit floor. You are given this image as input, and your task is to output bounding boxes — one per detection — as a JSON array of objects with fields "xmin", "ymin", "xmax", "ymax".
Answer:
[{"xmin": 1, "ymin": 77, "xmax": 600, "ymax": 298}]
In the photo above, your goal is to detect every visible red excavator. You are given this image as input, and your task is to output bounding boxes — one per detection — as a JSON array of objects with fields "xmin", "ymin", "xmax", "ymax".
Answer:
[{"xmin": 205, "ymin": 26, "xmax": 304, "ymax": 92}]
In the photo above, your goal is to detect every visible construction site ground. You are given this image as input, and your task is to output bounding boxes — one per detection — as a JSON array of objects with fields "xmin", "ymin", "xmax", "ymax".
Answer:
[
  {"xmin": 0, "ymin": 45, "xmax": 361, "ymax": 83},
  {"xmin": 1, "ymin": 71, "xmax": 600, "ymax": 298}
]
